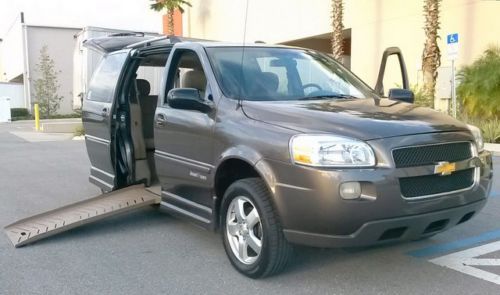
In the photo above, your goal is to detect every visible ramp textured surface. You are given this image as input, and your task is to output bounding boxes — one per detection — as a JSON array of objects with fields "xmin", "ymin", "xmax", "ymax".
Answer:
[{"xmin": 4, "ymin": 185, "xmax": 160, "ymax": 247}]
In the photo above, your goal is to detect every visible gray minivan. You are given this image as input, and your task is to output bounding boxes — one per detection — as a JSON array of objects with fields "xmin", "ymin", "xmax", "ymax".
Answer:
[{"xmin": 82, "ymin": 35, "xmax": 493, "ymax": 278}]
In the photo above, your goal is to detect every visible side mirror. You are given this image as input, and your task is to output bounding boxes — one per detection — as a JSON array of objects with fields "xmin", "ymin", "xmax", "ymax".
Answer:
[
  {"xmin": 167, "ymin": 88, "xmax": 211, "ymax": 112},
  {"xmin": 374, "ymin": 47, "xmax": 410, "ymax": 97},
  {"xmin": 388, "ymin": 88, "xmax": 414, "ymax": 103}
]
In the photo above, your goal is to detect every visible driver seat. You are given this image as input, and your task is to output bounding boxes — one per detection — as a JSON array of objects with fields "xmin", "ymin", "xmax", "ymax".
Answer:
[{"xmin": 181, "ymin": 70, "xmax": 207, "ymax": 98}]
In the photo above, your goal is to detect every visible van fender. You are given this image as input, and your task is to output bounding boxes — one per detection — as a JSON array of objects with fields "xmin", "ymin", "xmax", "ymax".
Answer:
[
  {"xmin": 213, "ymin": 145, "xmax": 278, "ymax": 195},
  {"xmin": 210, "ymin": 146, "xmax": 281, "ymax": 230}
]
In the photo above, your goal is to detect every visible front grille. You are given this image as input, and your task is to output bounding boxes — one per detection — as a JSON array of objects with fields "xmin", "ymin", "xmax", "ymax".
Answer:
[
  {"xmin": 399, "ymin": 168, "xmax": 475, "ymax": 199},
  {"xmin": 393, "ymin": 142, "xmax": 472, "ymax": 168}
]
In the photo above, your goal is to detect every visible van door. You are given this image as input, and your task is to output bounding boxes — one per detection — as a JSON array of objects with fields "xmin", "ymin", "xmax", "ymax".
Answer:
[
  {"xmin": 154, "ymin": 48, "xmax": 216, "ymax": 211},
  {"xmin": 82, "ymin": 51, "xmax": 129, "ymax": 192}
]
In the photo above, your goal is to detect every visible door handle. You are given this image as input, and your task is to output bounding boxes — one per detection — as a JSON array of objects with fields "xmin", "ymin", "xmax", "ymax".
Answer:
[
  {"xmin": 156, "ymin": 114, "xmax": 167, "ymax": 127},
  {"xmin": 101, "ymin": 107, "xmax": 109, "ymax": 117}
]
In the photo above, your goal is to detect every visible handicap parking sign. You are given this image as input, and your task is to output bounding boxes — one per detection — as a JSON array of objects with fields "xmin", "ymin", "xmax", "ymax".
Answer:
[
  {"xmin": 447, "ymin": 33, "xmax": 459, "ymax": 60},
  {"xmin": 447, "ymin": 33, "xmax": 458, "ymax": 44}
]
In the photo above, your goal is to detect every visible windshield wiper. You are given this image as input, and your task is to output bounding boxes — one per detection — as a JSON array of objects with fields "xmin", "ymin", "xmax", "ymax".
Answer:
[{"xmin": 298, "ymin": 94, "xmax": 358, "ymax": 100}]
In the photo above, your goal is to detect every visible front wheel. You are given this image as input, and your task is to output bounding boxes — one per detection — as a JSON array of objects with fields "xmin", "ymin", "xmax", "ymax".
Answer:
[{"xmin": 221, "ymin": 178, "xmax": 293, "ymax": 278}]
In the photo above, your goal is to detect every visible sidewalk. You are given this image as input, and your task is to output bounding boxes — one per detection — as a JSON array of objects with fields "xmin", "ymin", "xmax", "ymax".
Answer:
[
  {"xmin": 12, "ymin": 118, "xmax": 82, "ymax": 125},
  {"xmin": 485, "ymin": 143, "xmax": 500, "ymax": 156},
  {"xmin": 1, "ymin": 118, "xmax": 82, "ymax": 133}
]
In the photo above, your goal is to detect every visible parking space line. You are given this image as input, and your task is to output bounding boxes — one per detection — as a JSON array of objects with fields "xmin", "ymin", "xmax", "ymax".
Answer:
[
  {"xmin": 430, "ymin": 240, "xmax": 500, "ymax": 285},
  {"xmin": 407, "ymin": 229, "xmax": 500, "ymax": 258},
  {"xmin": 489, "ymin": 190, "xmax": 499, "ymax": 198}
]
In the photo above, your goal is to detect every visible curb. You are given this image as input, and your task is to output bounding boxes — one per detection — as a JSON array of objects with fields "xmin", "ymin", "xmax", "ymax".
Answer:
[
  {"xmin": 72, "ymin": 135, "xmax": 85, "ymax": 141},
  {"xmin": 485, "ymin": 143, "xmax": 500, "ymax": 156}
]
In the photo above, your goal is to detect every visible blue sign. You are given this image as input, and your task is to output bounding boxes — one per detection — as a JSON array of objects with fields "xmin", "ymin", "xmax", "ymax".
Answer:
[{"xmin": 447, "ymin": 33, "xmax": 458, "ymax": 44}]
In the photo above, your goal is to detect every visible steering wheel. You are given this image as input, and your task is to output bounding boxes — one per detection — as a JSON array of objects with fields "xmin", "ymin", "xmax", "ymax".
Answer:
[{"xmin": 302, "ymin": 83, "xmax": 323, "ymax": 92}]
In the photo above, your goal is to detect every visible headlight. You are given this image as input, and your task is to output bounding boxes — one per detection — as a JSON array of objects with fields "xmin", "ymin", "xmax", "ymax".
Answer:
[
  {"xmin": 467, "ymin": 124, "xmax": 484, "ymax": 152},
  {"xmin": 290, "ymin": 135, "xmax": 376, "ymax": 167}
]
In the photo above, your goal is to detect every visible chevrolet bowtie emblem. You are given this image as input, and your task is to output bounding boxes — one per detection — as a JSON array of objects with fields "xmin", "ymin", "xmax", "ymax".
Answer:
[{"xmin": 434, "ymin": 161, "xmax": 456, "ymax": 176}]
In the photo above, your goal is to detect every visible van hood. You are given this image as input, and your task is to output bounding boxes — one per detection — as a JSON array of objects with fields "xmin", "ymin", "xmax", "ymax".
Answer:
[{"xmin": 242, "ymin": 98, "xmax": 470, "ymax": 140}]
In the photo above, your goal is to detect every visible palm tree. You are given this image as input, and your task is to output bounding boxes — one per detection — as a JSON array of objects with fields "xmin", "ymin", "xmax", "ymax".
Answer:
[
  {"xmin": 331, "ymin": 0, "xmax": 344, "ymax": 61},
  {"xmin": 150, "ymin": 0, "xmax": 191, "ymax": 35},
  {"xmin": 421, "ymin": 0, "xmax": 441, "ymax": 108}
]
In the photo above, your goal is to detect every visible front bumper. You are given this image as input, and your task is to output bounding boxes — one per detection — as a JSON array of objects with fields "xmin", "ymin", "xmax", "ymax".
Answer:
[
  {"xmin": 283, "ymin": 199, "xmax": 486, "ymax": 247},
  {"xmin": 265, "ymin": 132, "xmax": 493, "ymax": 248}
]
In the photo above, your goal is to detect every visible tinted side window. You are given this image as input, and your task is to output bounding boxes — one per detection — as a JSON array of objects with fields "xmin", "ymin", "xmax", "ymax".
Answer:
[
  {"xmin": 87, "ymin": 52, "xmax": 127, "ymax": 102},
  {"xmin": 165, "ymin": 50, "xmax": 208, "ymax": 104}
]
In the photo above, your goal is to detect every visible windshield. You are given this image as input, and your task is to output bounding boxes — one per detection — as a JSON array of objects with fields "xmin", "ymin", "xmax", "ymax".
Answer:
[{"xmin": 206, "ymin": 47, "xmax": 375, "ymax": 101}]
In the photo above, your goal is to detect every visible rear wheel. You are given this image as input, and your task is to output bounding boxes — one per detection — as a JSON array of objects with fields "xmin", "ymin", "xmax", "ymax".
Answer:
[{"xmin": 221, "ymin": 178, "xmax": 293, "ymax": 278}]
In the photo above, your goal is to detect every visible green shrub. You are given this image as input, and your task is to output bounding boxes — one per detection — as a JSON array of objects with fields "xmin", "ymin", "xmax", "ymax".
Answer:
[
  {"xmin": 410, "ymin": 84, "xmax": 433, "ymax": 108},
  {"xmin": 460, "ymin": 116, "xmax": 500, "ymax": 143},
  {"xmin": 479, "ymin": 118, "xmax": 500, "ymax": 143},
  {"xmin": 10, "ymin": 108, "xmax": 30, "ymax": 118},
  {"xmin": 74, "ymin": 125, "xmax": 85, "ymax": 136},
  {"xmin": 48, "ymin": 113, "xmax": 82, "ymax": 119},
  {"xmin": 11, "ymin": 116, "xmax": 33, "ymax": 121},
  {"xmin": 394, "ymin": 84, "xmax": 433, "ymax": 108},
  {"xmin": 457, "ymin": 46, "xmax": 500, "ymax": 119}
]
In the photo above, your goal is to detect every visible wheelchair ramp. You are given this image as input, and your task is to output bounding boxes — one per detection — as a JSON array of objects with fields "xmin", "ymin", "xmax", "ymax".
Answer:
[{"xmin": 4, "ymin": 185, "xmax": 161, "ymax": 248}]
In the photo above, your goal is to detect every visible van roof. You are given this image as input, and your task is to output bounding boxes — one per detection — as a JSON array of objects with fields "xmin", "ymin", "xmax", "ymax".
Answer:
[{"xmin": 83, "ymin": 34, "xmax": 291, "ymax": 54}]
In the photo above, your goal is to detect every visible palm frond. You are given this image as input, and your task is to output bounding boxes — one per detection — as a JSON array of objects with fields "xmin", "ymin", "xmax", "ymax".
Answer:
[
  {"xmin": 149, "ymin": 0, "xmax": 191, "ymax": 12},
  {"xmin": 457, "ymin": 45, "xmax": 500, "ymax": 119}
]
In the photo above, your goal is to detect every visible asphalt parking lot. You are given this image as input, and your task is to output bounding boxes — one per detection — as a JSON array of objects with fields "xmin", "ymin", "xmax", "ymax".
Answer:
[{"xmin": 1, "ymin": 121, "xmax": 499, "ymax": 295}]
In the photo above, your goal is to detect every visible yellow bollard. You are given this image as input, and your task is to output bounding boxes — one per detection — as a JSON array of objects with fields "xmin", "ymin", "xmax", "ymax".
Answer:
[{"xmin": 34, "ymin": 103, "xmax": 40, "ymax": 131}]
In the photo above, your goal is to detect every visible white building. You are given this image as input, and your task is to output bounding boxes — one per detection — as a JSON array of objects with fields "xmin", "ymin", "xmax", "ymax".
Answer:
[
  {"xmin": 180, "ymin": 0, "xmax": 500, "ymax": 111},
  {"xmin": 0, "ymin": 14, "xmax": 80, "ymax": 114},
  {"xmin": 0, "ymin": 0, "xmax": 163, "ymax": 114},
  {"xmin": 72, "ymin": 27, "xmax": 161, "ymax": 110}
]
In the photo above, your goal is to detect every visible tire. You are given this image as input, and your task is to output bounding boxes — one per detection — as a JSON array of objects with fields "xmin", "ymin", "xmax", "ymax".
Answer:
[{"xmin": 220, "ymin": 178, "xmax": 293, "ymax": 278}]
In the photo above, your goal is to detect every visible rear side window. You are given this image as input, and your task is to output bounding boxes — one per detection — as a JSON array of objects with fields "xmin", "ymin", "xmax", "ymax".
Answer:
[{"xmin": 87, "ymin": 52, "xmax": 127, "ymax": 102}]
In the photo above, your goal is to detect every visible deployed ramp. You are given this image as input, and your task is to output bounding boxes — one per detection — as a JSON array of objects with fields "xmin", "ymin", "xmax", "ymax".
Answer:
[{"xmin": 4, "ymin": 185, "xmax": 161, "ymax": 247}]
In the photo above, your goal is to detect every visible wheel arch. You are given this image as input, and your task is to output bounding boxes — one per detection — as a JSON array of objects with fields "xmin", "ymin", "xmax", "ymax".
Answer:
[{"xmin": 212, "ymin": 148, "xmax": 279, "ymax": 229}]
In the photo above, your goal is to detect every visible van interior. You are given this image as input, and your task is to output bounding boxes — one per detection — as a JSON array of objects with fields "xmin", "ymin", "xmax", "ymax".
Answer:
[{"xmin": 113, "ymin": 50, "xmax": 209, "ymax": 189}]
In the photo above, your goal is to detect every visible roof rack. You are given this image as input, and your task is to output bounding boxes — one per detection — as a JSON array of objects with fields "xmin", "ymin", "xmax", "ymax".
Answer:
[
  {"xmin": 126, "ymin": 35, "xmax": 216, "ymax": 49},
  {"xmin": 108, "ymin": 32, "xmax": 145, "ymax": 37},
  {"xmin": 125, "ymin": 35, "xmax": 173, "ymax": 49}
]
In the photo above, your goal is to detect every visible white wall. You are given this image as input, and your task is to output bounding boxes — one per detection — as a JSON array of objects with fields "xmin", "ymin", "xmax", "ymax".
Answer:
[
  {"xmin": 27, "ymin": 26, "xmax": 80, "ymax": 114},
  {"xmin": 0, "ymin": 82, "xmax": 24, "ymax": 108},
  {"xmin": 184, "ymin": 0, "xmax": 500, "ymax": 111},
  {"xmin": 73, "ymin": 28, "xmax": 111, "ymax": 110},
  {"xmin": 0, "ymin": 40, "xmax": 3, "ymax": 80},
  {"xmin": 183, "ymin": 0, "xmax": 332, "ymax": 44},
  {"xmin": 1, "ymin": 15, "xmax": 24, "ymax": 82},
  {"xmin": 73, "ymin": 27, "xmax": 160, "ymax": 110},
  {"xmin": 0, "ymin": 1, "xmax": 166, "ymax": 114},
  {"xmin": 0, "ymin": 97, "xmax": 12, "ymax": 122}
]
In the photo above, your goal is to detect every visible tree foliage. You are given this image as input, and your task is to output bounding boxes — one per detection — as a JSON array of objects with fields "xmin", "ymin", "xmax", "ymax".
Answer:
[
  {"xmin": 421, "ymin": 0, "xmax": 441, "ymax": 106},
  {"xmin": 330, "ymin": 0, "xmax": 344, "ymax": 61},
  {"xmin": 457, "ymin": 46, "xmax": 500, "ymax": 119},
  {"xmin": 33, "ymin": 45, "xmax": 63, "ymax": 118},
  {"xmin": 150, "ymin": 0, "xmax": 191, "ymax": 35},
  {"xmin": 411, "ymin": 84, "xmax": 434, "ymax": 108}
]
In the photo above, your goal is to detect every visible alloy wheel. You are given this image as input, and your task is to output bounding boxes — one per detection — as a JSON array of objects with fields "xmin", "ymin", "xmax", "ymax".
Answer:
[{"xmin": 225, "ymin": 196, "xmax": 263, "ymax": 265}]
